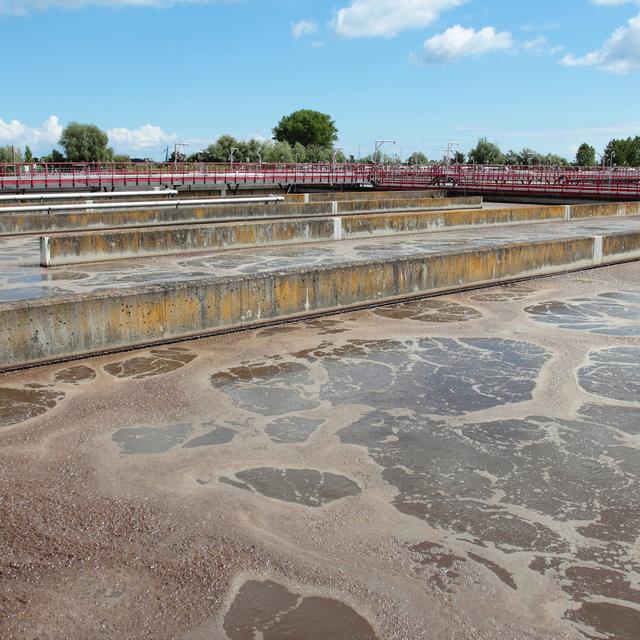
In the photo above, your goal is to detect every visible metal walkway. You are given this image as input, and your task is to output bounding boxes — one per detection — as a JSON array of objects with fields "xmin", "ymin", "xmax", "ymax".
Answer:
[{"xmin": 2, "ymin": 162, "xmax": 640, "ymax": 199}]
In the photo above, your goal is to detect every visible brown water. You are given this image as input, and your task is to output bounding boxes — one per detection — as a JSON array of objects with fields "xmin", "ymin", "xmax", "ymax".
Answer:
[
  {"xmin": 2, "ymin": 264, "xmax": 640, "ymax": 640},
  {"xmin": 54, "ymin": 365, "xmax": 97, "ymax": 385},
  {"xmin": 0, "ymin": 386, "xmax": 65, "ymax": 427},
  {"xmin": 104, "ymin": 346, "xmax": 198, "ymax": 380},
  {"xmin": 372, "ymin": 298, "xmax": 482, "ymax": 323},
  {"xmin": 219, "ymin": 468, "xmax": 361, "ymax": 507},
  {"xmin": 526, "ymin": 290, "xmax": 640, "ymax": 336},
  {"xmin": 578, "ymin": 347, "xmax": 640, "ymax": 402},
  {"xmin": 223, "ymin": 580, "xmax": 378, "ymax": 640}
]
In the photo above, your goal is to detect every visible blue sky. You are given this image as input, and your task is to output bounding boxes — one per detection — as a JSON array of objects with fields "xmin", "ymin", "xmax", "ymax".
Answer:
[{"xmin": 1, "ymin": 0, "xmax": 640, "ymax": 161}]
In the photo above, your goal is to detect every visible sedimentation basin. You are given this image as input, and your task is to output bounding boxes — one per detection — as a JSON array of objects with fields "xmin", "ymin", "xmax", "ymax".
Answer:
[
  {"xmin": 1, "ymin": 189, "xmax": 640, "ymax": 640},
  {"xmin": 1, "ymin": 262, "xmax": 639, "ymax": 640},
  {"xmin": 2, "ymin": 196, "xmax": 640, "ymax": 369}
]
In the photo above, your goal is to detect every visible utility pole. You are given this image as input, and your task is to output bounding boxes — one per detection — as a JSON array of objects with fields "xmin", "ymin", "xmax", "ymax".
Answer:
[
  {"xmin": 374, "ymin": 140, "xmax": 396, "ymax": 164},
  {"xmin": 442, "ymin": 142, "xmax": 460, "ymax": 164},
  {"xmin": 173, "ymin": 142, "xmax": 189, "ymax": 167},
  {"xmin": 230, "ymin": 147, "xmax": 239, "ymax": 168}
]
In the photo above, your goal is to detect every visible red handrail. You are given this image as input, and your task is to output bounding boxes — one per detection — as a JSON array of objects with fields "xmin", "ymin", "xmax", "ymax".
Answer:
[{"xmin": 1, "ymin": 162, "xmax": 639, "ymax": 198}]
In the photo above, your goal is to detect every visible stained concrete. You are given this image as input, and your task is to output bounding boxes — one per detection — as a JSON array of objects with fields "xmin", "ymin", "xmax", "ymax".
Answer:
[
  {"xmin": 2, "ymin": 216, "xmax": 640, "ymax": 369},
  {"xmin": 2, "ymin": 262, "xmax": 639, "ymax": 640},
  {"xmin": 39, "ymin": 201, "xmax": 640, "ymax": 267},
  {"xmin": 38, "ymin": 204, "xmax": 565, "ymax": 266},
  {"xmin": 0, "ymin": 196, "xmax": 480, "ymax": 236}
]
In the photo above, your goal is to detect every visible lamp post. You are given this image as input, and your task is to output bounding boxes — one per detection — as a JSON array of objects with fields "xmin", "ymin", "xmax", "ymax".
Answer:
[
  {"xmin": 173, "ymin": 142, "xmax": 189, "ymax": 167},
  {"xmin": 442, "ymin": 142, "xmax": 460, "ymax": 164},
  {"xmin": 374, "ymin": 140, "xmax": 396, "ymax": 164},
  {"xmin": 230, "ymin": 147, "xmax": 239, "ymax": 168}
]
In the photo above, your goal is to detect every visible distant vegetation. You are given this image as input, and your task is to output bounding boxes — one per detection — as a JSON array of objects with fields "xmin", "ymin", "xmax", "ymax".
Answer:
[{"xmin": 4, "ymin": 112, "xmax": 640, "ymax": 168}]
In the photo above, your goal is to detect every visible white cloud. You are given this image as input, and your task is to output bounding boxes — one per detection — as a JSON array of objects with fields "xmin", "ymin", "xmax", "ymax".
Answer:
[
  {"xmin": 291, "ymin": 19, "xmax": 318, "ymax": 39},
  {"xmin": 0, "ymin": 116, "xmax": 175, "ymax": 155},
  {"xmin": 591, "ymin": 1, "xmax": 640, "ymax": 5},
  {"xmin": 561, "ymin": 13, "xmax": 640, "ymax": 73},
  {"xmin": 107, "ymin": 124, "xmax": 177, "ymax": 152},
  {"xmin": 0, "ymin": 115, "xmax": 63, "ymax": 148},
  {"xmin": 522, "ymin": 35, "xmax": 547, "ymax": 51},
  {"xmin": 0, "ymin": 0, "xmax": 213, "ymax": 15},
  {"xmin": 412, "ymin": 25, "xmax": 514, "ymax": 64},
  {"xmin": 332, "ymin": 0, "xmax": 466, "ymax": 39}
]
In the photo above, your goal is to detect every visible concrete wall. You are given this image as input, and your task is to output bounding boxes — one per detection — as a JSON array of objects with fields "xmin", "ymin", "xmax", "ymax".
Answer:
[
  {"xmin": 4, "ymin": 229, "xmax": 640, "ymax": 370},
  {"xmin": 301, "ymin": 190, "xmax": 451, "ymax": 203},
  {"xmin": 42, "ymin": 200, "xmax": 640, "ymax": 267},
  {"xmin": 0, "ymin": 196, "xmax": 481, "ymax": 236},
  {"xmin": 570, "ymin": 201, "xmax": 640, "ymax": 219},
  {"xmin": 41, "ymin": 204, "xmax": 564, "ymax": 266}
]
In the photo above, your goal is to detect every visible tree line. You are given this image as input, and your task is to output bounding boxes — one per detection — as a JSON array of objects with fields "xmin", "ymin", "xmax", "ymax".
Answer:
[
  {"xmin": 0, "ymin": 110, "xmax": 343, "ymax": 165},
  {"xmin": 409, "ymin": 137, "xmax": 640, "ymax": 168},
  {"xmin": 2, "ymin": 111, "xmax": 640, "ymax": 168}
]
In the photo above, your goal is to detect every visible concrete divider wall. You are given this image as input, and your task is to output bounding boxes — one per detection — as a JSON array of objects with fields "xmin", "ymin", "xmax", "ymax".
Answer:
[
  {"xmin": 570, "ymin": 201, "xmax": 640, "ymax": 220},
  {"xmin": 0, "ymin": 196, "xmax": 480, "ymax": 236},
  {"xmin": 4, "ymin": 230, "xmax": 640, "ymax": 369},
  {"xmin": 335, "ymin": 197, "xmax": 479, "ymax": 214},
  {"xmin": 302, "ymin": 190, "xmax": 453, "ymax": 203},
  {"xmin": 41, "ymin": 204, "xmax": 567, "ymax": 266}
]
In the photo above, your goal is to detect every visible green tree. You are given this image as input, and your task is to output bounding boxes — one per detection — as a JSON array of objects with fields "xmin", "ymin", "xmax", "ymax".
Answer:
[
  {"xmin": 200, "ymin": 135, "xmax": 241, "ymax": 163},
  {"xmin": 59, "ymin": 122, "xmax": 111, "ymax": 162},
  {"xmin": 516, "ymin": 148, "xmax": 541, "ymax": 165},
  {"xmin": 333, "ymin": 149, "xmax": 347, "ymax": 163},
  {"xmin": 292, "ymin": 142, "xmax": 306, "ymax": 163},
  {"xmin": 273, "ymin": 110, "xmax": 338, "ymax": 148},
  {"xmin": 24, "ymin": 145, "xmax": 34, "ymax": 163},
  {"xmin": 0, "ymin": 145, "xmax": 22, "ymax": 162},
  {"xmin": 244, "ymin": 138, "xmax": 268, "ymax": 163},
  {"xmin": 452, "ymin": 150, "xmax": 465, "ymax": 164},
  {"xmin": 467, "ymin": 138, "xmax": 505, "ymax": 165},
  {"xmin": 603, "ymin": 137, "xmax": 640, "ymax": 166},
  {"xmin": 575, "ymin": 143, "xmax": 596, "ymax": 167},
  {"xmin": 42, "ymin": 149, "xmax": 66, "ymax": 163},
  {"xmin": 628, "ymin": 137, "xmax": 640, "ymax": 166},
  {"xmin": 264, "ymin": 141, "xmax": 294, "ymax": 163},
  {"xmin": 305, "ymin": 144, "xmax": 332, "ymax": 163},
  {"xmin": 540, "ymin": 153, "xmax": 568, "ymax": 166},
  {"xmin": 407, "ymin": 151, "xmax": 429, "ymax": 166}
]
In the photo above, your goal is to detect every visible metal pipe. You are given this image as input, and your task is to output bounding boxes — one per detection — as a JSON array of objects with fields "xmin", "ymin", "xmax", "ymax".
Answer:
[
  {"xmin": 0, "ymin": 190, "xmax": 178, "ymax": 202},
  {"xmin": 0, "ymin": 196, "xmax": 285, "ymax": 215}
]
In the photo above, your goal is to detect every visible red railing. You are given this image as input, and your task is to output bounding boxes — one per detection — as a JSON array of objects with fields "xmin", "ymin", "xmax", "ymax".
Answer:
[
  {"xmin": 379, "ymin": 164, "xmax": 640, "ymax": 198},
  {"xmin": 1, "ymin": 162, "xmax": 640, "ymax": 199},
  {"xmin": 0, "ymin": 162, "xmax": 380, "ymax": 191}
]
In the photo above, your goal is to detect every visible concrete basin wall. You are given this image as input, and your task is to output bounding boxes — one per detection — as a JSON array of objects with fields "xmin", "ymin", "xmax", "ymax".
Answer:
[
  {"xmin": 39, "ymin": 201, "xmax": 640, "ymax": 268},
  {"xmin": 4, "ymin": 229, "xmax": 640, "ymax": 370},
  {"xmin": 40, "ymin": 205, "xmax": 566, "ymax": 266},
  {"xmin": 570, "ymin": 201, "xmax": 640, "ymax": 219},
  {"xmin": 0, "ymin": 196, "xmax": 480, "ymax": 236},
  {"xmin": 40, "ymin": 203, "xmax": 588, "ymax": 267},
  {"xmin": 301, "ymin": 190, "xmax": 451, "ymax": 202}
]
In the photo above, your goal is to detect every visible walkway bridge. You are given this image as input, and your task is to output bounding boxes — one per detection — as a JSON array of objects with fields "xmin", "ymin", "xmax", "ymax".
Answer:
[{"xmin": 2, "ymin": 162, "xmax": 640, "ymax": 200}]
